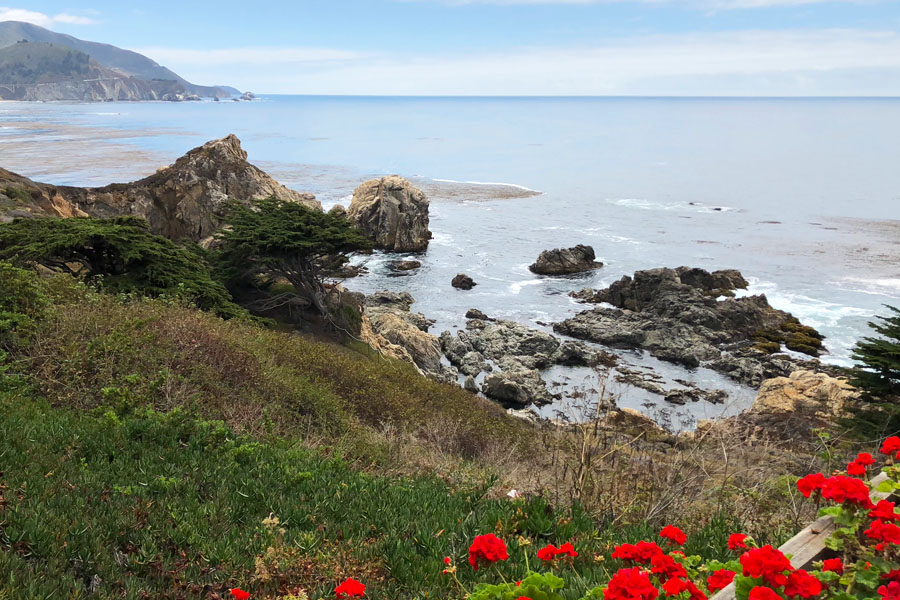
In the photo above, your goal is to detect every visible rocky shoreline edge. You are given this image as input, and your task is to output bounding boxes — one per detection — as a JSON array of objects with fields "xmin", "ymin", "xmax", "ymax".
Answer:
[{"xmin": 0, "ymin": 133, "xmax": 859, "ymax": 432}]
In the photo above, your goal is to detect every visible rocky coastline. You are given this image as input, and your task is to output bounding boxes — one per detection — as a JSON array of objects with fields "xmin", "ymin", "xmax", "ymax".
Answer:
[{"xmin": 0, "ymin": 133, "xmax": 857, "ymax": 433}]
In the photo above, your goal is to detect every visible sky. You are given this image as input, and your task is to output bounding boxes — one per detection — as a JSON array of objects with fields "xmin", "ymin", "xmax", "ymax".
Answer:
[{"xmin": 4, "ymin": 1, "xmax": 900, "ymax": 95}]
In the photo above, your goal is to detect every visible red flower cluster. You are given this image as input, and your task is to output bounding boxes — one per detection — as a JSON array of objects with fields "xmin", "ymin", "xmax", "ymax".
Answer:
[
  {"xmin": 821, "ymin": 475, "xmax": 875, "ymax": 508},
  {"xmin": 537, "ymin": 542, "xmax": 578, "ymax": 561},
  {"xmin": 881, "ymin": 437, "xmax": 900, "ymax": 458},
  {"xmin": 866, "ymin": 520, "xmax": 900, "ymax": 544},
  {"xmin": 659, "ymin": 526, "xmax": 687, "ymax": 546},
  {"xmin": 661, "ymin": 577, "xmax": 706, "ymax": 600},
  {"xmin": 849, "ymin": 452, "xmax": 877, "ymax": 477},
  {"xmin": 884, "ymin": 570, "xmax": 900, "ymax": 583},
  {"xmin": 784, "ymin": 569, "xmax": 823, "ymax": 599},
  {"xmin": 707, "ymin": 569, "xmax": 737, "ymax": 593},
  {"xmin": 880, "ymin": 581, "xmax": 900, "ymax": 600},
  {"xmin": 335, "ymin": 578, "xmax": 366, "ymax": 598},
  {"xmin": 749, "ymin": 587, "xmax": 781, "ymax": 600},
  {"xmin": 872, "ymin": 500, "xmax": 900, "ymax": 522},
  {"xmin": 822, "ymin": 558, "xmax": 843, "ymax": 574},
  {"xmin": 728, "ymin": 533, "xmax": 749, "ymax": 551},
  {"xmin": 740, "ymin": 545, "xmax": 794, "ymax": 588},
  {"xmin": 230, "ymin": 589, "xmax": 251, "ymax": 600},
  {"xmin": 604, "ymin": 567, "xmax": 659, "ymax": 600},
  {"xmin": 650, "ymin": 553, "xmax": 688, "ymax": 581},
  {"xmin": 612, "ymin": 541, "xmax": 665, "ymax": 564},
  {"xmin": 468, "ymin": 533, "xmax": 509, "ymax": 571},
  {"xmin": 797, "ymin": 473, "xmax": 827, "ymax": 498}
]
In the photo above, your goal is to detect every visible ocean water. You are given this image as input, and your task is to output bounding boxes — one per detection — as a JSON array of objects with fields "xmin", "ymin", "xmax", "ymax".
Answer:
[{"xmin": 3, "ymin": 96, "xmax": 900, "ymax": 428}]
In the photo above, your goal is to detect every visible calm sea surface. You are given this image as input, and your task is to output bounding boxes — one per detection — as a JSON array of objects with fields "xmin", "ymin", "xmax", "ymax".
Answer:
[{"xmin": 3, "ymin": 96, "xmax": 899, "ymax": 428}]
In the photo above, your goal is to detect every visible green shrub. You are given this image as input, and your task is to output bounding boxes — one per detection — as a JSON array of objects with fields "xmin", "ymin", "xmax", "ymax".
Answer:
[{"xmin": 0, "ymin": 216, "xmax": 246, "ymax": 319}]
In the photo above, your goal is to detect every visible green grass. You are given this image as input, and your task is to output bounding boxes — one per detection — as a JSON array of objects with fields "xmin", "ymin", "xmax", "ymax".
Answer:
[{"xmin": 0, "ymin": 384, "xmax": 751, "ymax": 600}]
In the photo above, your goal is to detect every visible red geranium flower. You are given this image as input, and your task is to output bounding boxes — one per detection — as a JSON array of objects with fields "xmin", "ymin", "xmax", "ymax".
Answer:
[
  {"xmin": 604, "ymin": 567, "xmax": 659, "ymax": 600},
  {"xmin": 443, "ymin": 556, "xmax": 452, "ymax": 565},
  {"xmin": 865, "ymin": 520, "xmax": 900, "ymax": 544},
  {"xmin": 797, "ymin": 473, "xmax": 827, "ymax": 498},
  {"xmin": 880, "ymin": 581, "xmax": 900, "ymax": 600},
  {"xmin": 821, "ymin": 475, "xmax": 874, "ymax": 508},
  {"xmin": 822, "ymin": 558, "xmax": 843, "ymax": 574},
  {"xmin": 663, "ymin": 578, "xmax": 689, "ymax": 597},
  {"xmin": 230, "ymin": 590, "xmax": 251, "ymax": 600},
  {"xmin": 848, "ymin": 461, "xmax": 868, "ymax": 477},
  {"xmin": 515, "ymin": 597, "xmax": 533, "ymax": 600},
  {"xmin": 884, "ymin": 570, "xmax": 900, "ymax": 583},
  {"xmin": 856, "ymin": 452, "xmax": 877, "ymax": 466},
  {"xmin": 740, "ymin": 545, "xmax": 794, "ymax": 588},
  {"xmin": 881, "ymin": 437, "xmax": 900, "ymax": 456},
  {"xmin": 468, "ymin": 533, "xmax": 508, "ymax": 571},
  {"xmin": 335, "ymin": 578, "xmax": 365, "ymax": 598},
  {"xmin": 612, "ymin": 541, "xmax": 665, "ymax": 564},
  {"xmin": 685, "ymin": 580, "xmax": 707, "ymax": 600},
  {"xmin": 707, "ymin": 569, "xmax": 737, "ymax": 593},
  {"xmin": 729, "ymin": 534, "xmax": 749, "ymax": 551},
  {"xmin": 537, "ymin": 544, "xmax": 559, "ymax": 561},
  {"xmin": 871, "ymin": 500, "xmax": 900, "ymax": 522},
  {"xmin": 556, "ymin": 542, "xmax": 578, "ymax": 558},
  {"xmin": 750, "ymin": 588, "xmax": 782, "ymax": 600},
  {"xmin": 660, "ymin": 525, "xmax": 687, "ymax": 546},
  {"xmin": 785, "ymin": 569, "xmax": 823, "ymax": 598},
  {"xmin": 651, "ymin": 553, "xmax": 688, "ymax": 581}
]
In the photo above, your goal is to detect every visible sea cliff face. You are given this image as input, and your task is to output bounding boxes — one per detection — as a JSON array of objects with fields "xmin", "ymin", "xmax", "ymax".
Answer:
[
  {"xmin": 0, "ymin": 134, "xmax": 321, "ymax": 241},
  {"xmin": 0, "ymin": 77, "xmax": 198, "ymax": 102}
]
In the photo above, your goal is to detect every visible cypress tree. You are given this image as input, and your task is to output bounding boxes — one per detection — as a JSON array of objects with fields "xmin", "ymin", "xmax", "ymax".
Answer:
[{"xmin": 852, "ymin": 305, "xmax": 900, "ymax": 399}]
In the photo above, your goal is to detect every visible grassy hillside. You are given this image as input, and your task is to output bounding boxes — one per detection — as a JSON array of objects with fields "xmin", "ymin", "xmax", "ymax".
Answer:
[
  {"xmin": 0, "ymin": 248, "xmax": 866, "ymax": 598},
  {"xmin": 0, "ymin": 42, "xmax": 97, "ymax": 84}
]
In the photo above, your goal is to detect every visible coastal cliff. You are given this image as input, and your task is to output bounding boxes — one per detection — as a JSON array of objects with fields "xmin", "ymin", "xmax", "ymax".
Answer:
[{"xmin": 0, "ymin": 135, "xmax": 321, "ymax": 241}]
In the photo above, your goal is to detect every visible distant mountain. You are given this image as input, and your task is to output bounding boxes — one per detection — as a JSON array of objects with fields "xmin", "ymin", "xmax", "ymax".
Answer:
[
  {"xmin": 0, "ymin": 41, "xmax": 190, "ymax": 101},
  {"xmin": 0, "ymin": 21, "xmax": 238, "ymax": 100}
]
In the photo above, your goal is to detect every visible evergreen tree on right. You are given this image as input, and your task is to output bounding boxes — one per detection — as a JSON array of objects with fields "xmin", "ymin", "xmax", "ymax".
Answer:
[{"xmin": 852, "ymin": 305, "xmax": 900, "ymax": 399}]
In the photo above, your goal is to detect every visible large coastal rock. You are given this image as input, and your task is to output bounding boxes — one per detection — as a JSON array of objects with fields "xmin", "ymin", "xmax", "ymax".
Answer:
[
  {"xmin": 346, "ymin": 176, "xmax": 431, "ymax": 252},
  {"xmin": 556, "ymin": 267, "xmax": 822, "ymax": 385},
  {"xmin": 530, "ymin": 245, "xmax": 603, "ymax": 275},
  {"xmin": 482, "ymin": 369, "xmax": 554, "ymax": 406},
  {"xmin": 362, "ymin": 291, "xmax": 455, "ymax": 382},
  {"xmin": 751, "ymin": 370, "xmax": 858, "ymax": 417},
  {"xmin": 0, "ymin": 135, "xmax": 320, "ymax": 241}
]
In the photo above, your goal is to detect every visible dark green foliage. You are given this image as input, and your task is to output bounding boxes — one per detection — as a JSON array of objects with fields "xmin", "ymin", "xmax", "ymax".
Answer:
[
  {"xmin": 852, "ymin": 305, "xmax": 900, "ymax": 399},
  {"xmin": 0, "ymin": 216, "xmax": 245, "ymax": 319},
  {"xmin": 0, "ymin": 42, "xmax": 92, "ymax": 84},
  {"xmin": 0, "ymin": 260, "xmax": 49, "ymax": 347},
  {"xmin": 218, "ymin": 198, "xmax": 371, "ymax": 315}
]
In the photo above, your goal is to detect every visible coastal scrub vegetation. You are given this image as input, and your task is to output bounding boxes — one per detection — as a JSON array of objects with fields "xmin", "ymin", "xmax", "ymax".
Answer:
[
  {"xmin": 853, "ymin": 305, "xmax": 900, "ymax": 400},
  {"xmin": 0, "ymin": 216, "xmax": 246, "ymax": 319}
]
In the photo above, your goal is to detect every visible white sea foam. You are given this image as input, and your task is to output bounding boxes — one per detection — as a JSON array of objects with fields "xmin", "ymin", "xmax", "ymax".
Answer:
[
  {"xmin": 835, "ymin": 277, "xmax": 900, "ymax": 298},
  {"xmin": 509, "ymin": 279, "xmax": 543, "ymax": 294},
  {"xmin": 607, "ymin": 198, "xmax": 736, "ymax": 213},
  {"xmin": 432, "ymin": 178, "xmax": 540, "ymax": 193},
  {"xmin": 739, "ymin": 279, "xmax": 872, "ymax": 330}
]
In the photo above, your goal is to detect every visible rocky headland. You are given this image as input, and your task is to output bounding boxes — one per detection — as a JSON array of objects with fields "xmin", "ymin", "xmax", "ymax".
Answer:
[{"xmin": 0, "ymin": 135, "xmax": 320, "ymax": 242}]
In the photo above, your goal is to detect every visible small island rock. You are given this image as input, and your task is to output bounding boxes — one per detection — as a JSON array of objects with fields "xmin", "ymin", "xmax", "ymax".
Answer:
[{"xmin": 529, "ymin": 245, "xmax": 603, "ymax": 275}]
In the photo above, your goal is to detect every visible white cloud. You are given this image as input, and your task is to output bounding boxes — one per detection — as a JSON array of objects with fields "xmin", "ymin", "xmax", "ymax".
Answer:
[
  {"xmin": 0, "ymin": 7, "xmax": 97, "ymax": 27},
  {"xmin": 132, "ymin": 46, "xmax": 366, "ymax": 66},
  {"xmin": 154, "ymin": 28, "xmax": 900, "ymax": 96}
]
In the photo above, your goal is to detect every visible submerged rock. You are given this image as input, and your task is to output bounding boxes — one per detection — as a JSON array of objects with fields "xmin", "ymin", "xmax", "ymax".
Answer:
[
  {"xmin": 452, "ymin": 273, "xmax": 477, "ymax": 290},
  {"xmin": 0, "ymin": 134, "xmax": 321, "ymax": 241},
  {"xmin": 529, "ymin": 244, "xmax": 603, "ymax": 275},
  {"xmin": 391, "ymin": 260, "xmax": 422, "ymax": 272},
  {"xmin": 347, "ymin": 176, "xmax": 431, "ymax": 252}
]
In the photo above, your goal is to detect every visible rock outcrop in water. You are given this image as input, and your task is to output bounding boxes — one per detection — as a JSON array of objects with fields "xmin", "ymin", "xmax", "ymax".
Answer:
[
  {"xmin": 529, "ymin": 245, "xmax": 603, "ymax": 275},
  {"xmin": 557, "ymin": 267, "xmax": 823, "ymax": 386},
  {"xmin": 452, "ymin": 274, "xmax": 477, "ymax": 290},
  {"xmin": 0, "ymin": 135, "xmax": 320, "ymax": 242},
  {"xmin": 347, "ymin": 176, "xmax": 431, "ymax": 252}
]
